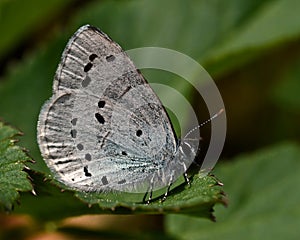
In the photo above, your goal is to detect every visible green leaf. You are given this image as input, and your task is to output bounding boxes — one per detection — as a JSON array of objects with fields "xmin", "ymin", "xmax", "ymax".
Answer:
[
  {"xmin": 15, "ymin": 171, "xmax": 225, "ymax": 221},
  {"xmin": 204, "ymin": 0, "xmax": 300, "ymax": 76},
  {"xmin": 0, "ymin": 122, "xmax": 33, "ymax": 211},
  {"xmin": 166, "ymin": 142, "xmax": 300, "ymax": 240},
  {"xmin": 75, "ymin": 173, "xmax": 225, "ymax": 217}
]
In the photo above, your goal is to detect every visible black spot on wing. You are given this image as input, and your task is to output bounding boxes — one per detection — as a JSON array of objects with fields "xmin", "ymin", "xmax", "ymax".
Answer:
[
  {"xmin": 82, "ymin": 76, "xmax": 91, "ymax": 87},
  {"xmin": 89, "ymin": 53, "xmax": 98, "ymax": 61},
  {"xmin": 136, "ymin": 129, "xmax": 143, "ymax": 137},
  {"xmin": 83, "ymin": 166, "xmax": 92, "ymax": 177},
  {"xmin": 106, "ymin": 54, "xmax": 115, "ymax": 62},
  {"xmin": 84, "ymin": 62, "xmax": 93, "ymax": 72},
  {"xmin": 98, "ymin": 100, "xmax": 105, "ymax": 108},
  {"xmin": 85, "ymin": 153, "xmax": 91, "ymax": 161},
  {"xmin": 101, "ymin": 176, "xmax": 108, "ymax": 185},
  {"xmin": 71, "ymin": 118, "xmax": 77, "ymax": 126},
  {"xmin": 95, "ymin": 113, "xmax": 105, "ymax": 124},
  {"xmin": 70, "ymin": 129, "xmax": 77, "ymax": 138},
  {"xmin": 77, "ymin": 143, "xmax": 84, "ymax": 150}
]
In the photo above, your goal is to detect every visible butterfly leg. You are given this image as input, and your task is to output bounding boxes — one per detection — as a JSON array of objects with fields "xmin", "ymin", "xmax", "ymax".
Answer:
[
  {"xmin": 161, "ymin": 170, "xmax": 175, "ymax": 202},
  {"xmin": 181, "ymin": 162, "xmax": 190, "ymax": 186},
  {"xmin": 142, "ymin": 188, "xmax": 153, "ymax": 204},
  {"xmin": 142, "ymin": 188, "xmax": 148, "ymax": 203},
  {"xmin": 161, "ymin": 182, "xmax": 172, "ymax": 203},
  {"xmin": 147, "ymin": 190, "xmax": 153, "ymax": 205},
  {"xmin": 183, "ymin": 171, "xmax": 191, "ymax": 186},
  {"xmin": 161, "ymin": 163, "xmax": 190, "ymax": 202},
  {"xmin": 143, "ymin": 174, "xmax": 155, "ymax": 204}
]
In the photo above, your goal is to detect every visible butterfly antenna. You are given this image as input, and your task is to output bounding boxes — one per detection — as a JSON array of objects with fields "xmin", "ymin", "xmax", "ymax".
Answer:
[{"xmin": 183, "ymin": 108, "xmax": 224, "ymax": 139}]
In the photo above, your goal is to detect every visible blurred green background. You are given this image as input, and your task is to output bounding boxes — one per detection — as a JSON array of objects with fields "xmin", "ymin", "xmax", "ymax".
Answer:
[{"xmin": 0, "ymin": 0, "xmax": 299, "ymax": 239}]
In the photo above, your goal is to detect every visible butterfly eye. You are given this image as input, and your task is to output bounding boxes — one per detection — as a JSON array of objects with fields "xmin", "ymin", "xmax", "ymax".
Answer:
[{"xmin": 136, "ymin": 129, "xmax": 143, "ymax": 137}]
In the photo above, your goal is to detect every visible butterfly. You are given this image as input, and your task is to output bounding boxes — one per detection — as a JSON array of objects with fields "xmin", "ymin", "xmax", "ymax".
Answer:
[{"xmin": 37, "ymin": 25, "xmax": 199, "ymax": 203}]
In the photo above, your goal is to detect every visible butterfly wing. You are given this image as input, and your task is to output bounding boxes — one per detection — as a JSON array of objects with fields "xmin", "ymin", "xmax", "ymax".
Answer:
[{"xmin": 38, "ymin": 25, "xmax": 178, "ymax": 192}]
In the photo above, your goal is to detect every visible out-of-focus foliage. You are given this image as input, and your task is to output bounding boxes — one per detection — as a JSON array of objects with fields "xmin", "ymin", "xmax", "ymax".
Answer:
[
  {"xmin": 0, "ymin": 122, "xmax": 32, "ymax": 211},
  {"xmin": 0, "ymin": 0, "xmax": 299, "ymax": 239},
  {"xmin": 167, "ymin": 143, "xmax": 300, "ymax": 240}
]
